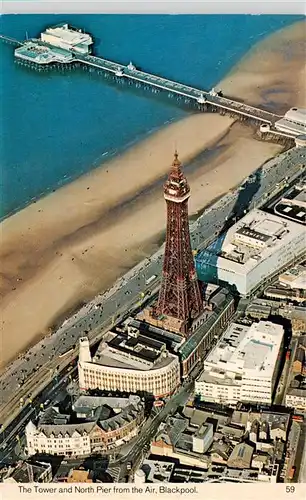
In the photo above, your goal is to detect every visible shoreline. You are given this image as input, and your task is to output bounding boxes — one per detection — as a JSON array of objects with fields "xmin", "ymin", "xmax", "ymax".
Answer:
[
  {"xmin": 1, "ymin": 19, "xmax": 305, "ymax": 371},
  {"xmin": 0, "ymin": 116, "xmax": 179, "ymax": 224}
]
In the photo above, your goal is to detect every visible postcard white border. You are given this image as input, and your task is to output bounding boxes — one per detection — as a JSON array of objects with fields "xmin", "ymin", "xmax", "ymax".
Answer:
[
  {"xmin": 0, "ymin": 483, "xmax": 306, "ymax": 499},
  {"xmin": 1, "ymin": 0, "xmax": 306, "ymax": 14}
]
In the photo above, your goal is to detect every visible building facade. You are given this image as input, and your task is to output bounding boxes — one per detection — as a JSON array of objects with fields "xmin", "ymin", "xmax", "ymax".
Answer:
[
  {"xmin": 195, "ymin": 321, "xmax": 284, "ymax": 405},
  {"xmin": 78, "ymin": 336, "xmax": 180, "ymax": 399},
  {"xmin": 285, "ymin": 390, "xmax": 306, "ymax": 413},
  {"xmin": 196, "ymin": 209, "xmax": 305, "ymax": 296},
  {"xmin": 25, "ymin": 395, "xmax": 145, "ymax": 457},
  {"xmin": 41, "ymin": 23, "xmax": 93, "ymax": 54},
  {"xmin": 180, "ymin": 291, "xmax": 235, "ymax": 378}
]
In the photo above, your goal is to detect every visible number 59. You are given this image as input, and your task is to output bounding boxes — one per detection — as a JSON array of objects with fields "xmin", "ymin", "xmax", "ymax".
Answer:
[{"xmin": 286, "ymin": 486, "xmax": 295, "ymax": 493}]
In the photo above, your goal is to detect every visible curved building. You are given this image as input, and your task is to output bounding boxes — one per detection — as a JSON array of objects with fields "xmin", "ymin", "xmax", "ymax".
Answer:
[
  {"xmin": 25, "ymin": 395, "xmax": 145, "ymax": 457},
  {"xmin": 78, "ymin": 326, "xmax": 180, "ymax": 399}
]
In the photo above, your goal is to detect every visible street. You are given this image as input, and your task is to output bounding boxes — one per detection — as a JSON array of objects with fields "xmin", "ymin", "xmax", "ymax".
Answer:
[
  {"xmin": 295, "ymin": 421, "xmax": 306, "ymax": 483},
  {"xmin": 285, "ymin": 421, "xmax": 301, "ymax": 482}
]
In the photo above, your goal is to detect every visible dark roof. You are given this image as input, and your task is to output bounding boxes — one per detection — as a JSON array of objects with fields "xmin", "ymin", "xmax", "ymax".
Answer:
[
  {"xmin": 131, "ymin": 318, "xmax": 183, "ymax": 347},
  {"xmin": 39, "ymin": 407, "xmax": 70, "ymax": 425},
  {"xmin": 10, "ymin": 461, "xmax": 51, "ymax": 482},
  {"xmin": 108, "ymin": 335, "xmax": 160, "ymax": 362},
  {"xmin": 179, "ymin": 293, "xmax": 233, "ymax": 361},
  {"xmin": 274, "ymin": 202, "xmax": 306, "ymax": 225}
]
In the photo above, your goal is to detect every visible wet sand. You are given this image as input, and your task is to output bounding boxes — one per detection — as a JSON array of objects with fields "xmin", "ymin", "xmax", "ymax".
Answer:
[
  {"xmin": 0, "ymin": 19, "xmax": 304, "ymax": 371},
  {"xmin": 217, "ymin": 19, "xmax": 306, "ymax": 113}
]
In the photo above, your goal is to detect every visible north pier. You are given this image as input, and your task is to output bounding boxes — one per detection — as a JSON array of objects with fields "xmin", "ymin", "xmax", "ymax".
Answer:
[{"xmin": 1, "ymin": 24, "xmax": 303, "ymax": 147}]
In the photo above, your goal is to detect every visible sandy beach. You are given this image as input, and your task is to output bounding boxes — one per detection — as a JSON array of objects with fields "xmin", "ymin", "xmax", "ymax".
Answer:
[
  {"xmin": 0, "ymin": 19, "xmax": 305, "ymax": 371},
  {"xmin": 217, "ymin": 19, "xmax": 306, "ymax": 112}
]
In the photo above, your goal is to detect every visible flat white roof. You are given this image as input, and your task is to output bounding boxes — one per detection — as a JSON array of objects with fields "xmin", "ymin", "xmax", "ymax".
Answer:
[
  {"xmin": 43, "ymin": 24, "xmax": 92, "ymax": 45},
  {"xmin": 284, "ymin": 108, "xmax": 306, "ymax": 125},
  {"xmin": 279, "ymin": 265, "xmax": 306, "ymax": 290},
  {"xmin": 206, "ymin": 209, "xmax": 305, "ymax": 274},
  {"xmin": 203, "ymin": 321, "xmax": 284, "ymax": 380},
  {"xmin": 274, "ymin": 107, "xmax": 306, "ymax": 138}
]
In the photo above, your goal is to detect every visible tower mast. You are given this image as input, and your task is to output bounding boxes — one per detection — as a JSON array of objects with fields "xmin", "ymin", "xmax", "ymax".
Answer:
[{"xmin": 155, "ymin": 151, "xmax": 203, "ymax": 334}]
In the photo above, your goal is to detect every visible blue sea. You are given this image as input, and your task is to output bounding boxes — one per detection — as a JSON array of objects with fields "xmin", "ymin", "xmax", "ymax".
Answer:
[{"xmin": 0, "ymin": 14, "xmax": 303, "ymax": 219}]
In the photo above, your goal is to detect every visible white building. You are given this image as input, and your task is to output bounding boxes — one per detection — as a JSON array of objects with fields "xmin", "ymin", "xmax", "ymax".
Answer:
[
  {"xmin": 195, "ymin": 321, "xmax": 284, "ymax": 405},
  {"xmin": 285, "ymin": 389, "xmax": 306, "ymax": 413},
  {"xmin": 279, "ymin": 265, "xmax": 306, "ymax": 290},
  {"xmin": 25, "ymin": 395, "xmax": 145, "ymax": 457},
  {"xmin": 197, "ymin": 209, "xmax": 305, "ymax": 296},
  {"xmin": 192, "ymin": 422, "xmax": 214, "ymax": 454},
  {"xmin": 41, "ymin": 23, "xmax": 93, "ymax": 54},
  {"xmin": 78, "ymin": 326, "xmax": 180, "ymax": 399},
  {"xmin": 25, "ymin": 420, "xmax": 92, "ymax": 458},
  {"xmin": 275, "ymin": 108, "xmax": 306, "ymax": 136}
]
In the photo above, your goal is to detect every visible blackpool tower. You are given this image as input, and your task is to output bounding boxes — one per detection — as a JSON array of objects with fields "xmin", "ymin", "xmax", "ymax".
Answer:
[{"xmin": 154, "ymin": 151, "xmax": 204, "ymax": 334}]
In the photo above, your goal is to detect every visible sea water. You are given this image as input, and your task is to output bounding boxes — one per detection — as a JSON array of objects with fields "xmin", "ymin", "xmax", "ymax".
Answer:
[{"xmin": 0, "ymin": 14, "xmax": 302, "ymax": 219}]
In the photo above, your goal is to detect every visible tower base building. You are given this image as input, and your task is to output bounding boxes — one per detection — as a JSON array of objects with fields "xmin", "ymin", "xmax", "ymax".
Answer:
[{"xmin": 78, "ymin": 324, "xmax": 180, "ymax": 399}]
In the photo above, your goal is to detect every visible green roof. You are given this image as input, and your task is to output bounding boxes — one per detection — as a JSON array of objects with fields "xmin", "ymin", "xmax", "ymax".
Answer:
[{"xmin": 179, "ymin": 294, "xmax": 233, "ymax": 360}]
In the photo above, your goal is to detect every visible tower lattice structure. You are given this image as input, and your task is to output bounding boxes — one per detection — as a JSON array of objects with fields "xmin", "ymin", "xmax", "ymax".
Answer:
[{"xmin": 155, "ymin": 152, "xmax": 203, "ymax": 332}]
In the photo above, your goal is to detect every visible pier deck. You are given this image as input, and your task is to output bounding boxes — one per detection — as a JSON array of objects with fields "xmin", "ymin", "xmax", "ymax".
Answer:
[
  {"xmin": 0, "ymin": 33, "xmax": 297, "ymax": 143},
  {"xmin": 77, "ymin": 53, "xmax": 280, "ymax": 126}
]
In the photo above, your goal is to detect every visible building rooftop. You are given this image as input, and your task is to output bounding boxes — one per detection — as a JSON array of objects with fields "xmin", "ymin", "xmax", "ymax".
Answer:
[
  {"xmin": 284, "ymin": 107, "xmax": 306, "ymax": 125},
  {"xmin": 91, "ymin": 325, "xmax": 177, "ymax": 371},
  {"xmin": 15, "ymin": 41, "xmax": 74, "ymax": 64},
  {"xmin": 67, "ymin": 469, "xmax": 93, "ymax": 483},
  {"xmin": 231, "ymin": 408, "xmax": 290, "ymax": 435},
  {"xmin": 200, "ymin": 321, "xmax": 284, "ymax": 381},
  {"xmin": 73, "ymin": 394, "xmax": 141, "ymax": 413},
  {"xmin": 264, "ymin": 286, "xmax": 305, "ymax": 302},
  {"xmin": 287, "ymin": 385, "xmax": 306, "ymax": 398},
  {"xmin": 42, "ymin": 23, "xmax": 92, "ymax": 46},
  {"xmin": 4, "ymin": 461, "xmax": 51, "ymax": 483},
  {"xmin": 274, "ymin": 200, "xmax": 306, "ymax": 225},
  {"xmin": 197, "ymin": 209, "xmax": 305, "ymax": 275},
  {"xmin": 141, "ymin": 460, "xmax": 174, "ymax": 483},
  {"xmin": 183, "ymin": 405, "xmax": 231, "ymax": 428},
  {"xmin": 28, "ymin": 395, "xmax": 144, "ymax": 438},
  {"xmin": 179, "ymin": 290, "xmax": 232, "ymax": 361},
  {"xmin": 227, "ymin": 443, "xmax": 254, "ymax": 469},
  {"xmin": 275, "ymin": 108, "xmax": 306, "ymax": 136}
]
